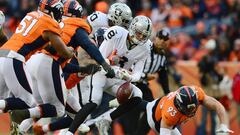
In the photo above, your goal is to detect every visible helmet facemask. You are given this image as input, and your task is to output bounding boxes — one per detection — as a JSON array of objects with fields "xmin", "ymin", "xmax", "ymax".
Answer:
[
  {"xmin": 39, "ymin": 0, "xmax": 64, "ymax": 22},
  {"xmin": 128, "ymin": 15, "xmax": 152, "ymax": 45},
  {"xmin": 107, "ymin": 3, "xmax": 132, "ymax": 28}
]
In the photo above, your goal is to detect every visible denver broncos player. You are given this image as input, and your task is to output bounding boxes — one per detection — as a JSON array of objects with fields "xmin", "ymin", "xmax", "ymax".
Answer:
[
  {"xmin": 142, "ymin": 86, "xmax": 233, "ymax": 135},
  {"xmin": 0, "ymin": 0, "xmax": 73, "ymax": 117},
  {"xmin": 14, "ymin": 0, "xmax": 112, "ymax": 133}
]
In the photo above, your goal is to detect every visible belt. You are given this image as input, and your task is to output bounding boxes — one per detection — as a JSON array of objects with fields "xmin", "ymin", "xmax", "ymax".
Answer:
[{"xmin": 0, "ymin": 50, "xmax": 25, "ymax": 62}]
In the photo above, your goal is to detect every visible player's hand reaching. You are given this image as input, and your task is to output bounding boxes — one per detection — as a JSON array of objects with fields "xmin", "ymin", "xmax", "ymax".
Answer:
[
  {"xmin": 101, "ymin": 62, "xmax": 115, "ymax": 78},
  {"xmin": 216, "ymin": 124, "xmax": 234, "ymax": 133},
  {"xmin": 79, "ymin": 64, "xmax": 101, "ymax": 75}
]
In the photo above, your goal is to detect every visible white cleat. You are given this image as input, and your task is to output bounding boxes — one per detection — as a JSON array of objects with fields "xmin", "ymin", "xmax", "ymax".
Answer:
[{"xmin": 78, "ymin": 123, "xmax": 90, "ymax": 133}]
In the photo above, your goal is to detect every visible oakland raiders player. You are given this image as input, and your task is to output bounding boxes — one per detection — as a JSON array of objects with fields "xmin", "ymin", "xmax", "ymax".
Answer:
[
  {"xmin": 63, "ymin": 15, "xmax": 153, "ymax": 135},
  {"xmin": 87, "ymin": 2, "xmax": 132, "ymax": 33}
]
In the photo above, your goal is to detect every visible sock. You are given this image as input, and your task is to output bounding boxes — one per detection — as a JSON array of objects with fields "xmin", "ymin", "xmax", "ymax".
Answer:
[
  {"xmin": 4, "ymin": 98, "xmax": 29, "ymax": 112},
  {"xmin": 29, "ymin": 107, "xmax": 41, "ymax": 118},
  {"xmin": 19, "ymin": 118, "xmax": 34, "ymax": 133},
  {"xmin": 49, "ymin": 114, "xmax": 73, "ymax": 131},
  {"xmin": 42, "ymin": 124, "xmax": 50, "ymax": 132},
  {"xmin": 68, "ymin": 103, "xmax": 97, "ymax": 133},
  {"xmin": 39, "ymin": 104, "xmax": 57, "ymax": 117},
  {"xmin": 0, "ymin": 100, "xmax": 6, "ymax": 110},
  {"xmin": 110, "ymin": 97, "xmax": 142, "ymax": 120}
]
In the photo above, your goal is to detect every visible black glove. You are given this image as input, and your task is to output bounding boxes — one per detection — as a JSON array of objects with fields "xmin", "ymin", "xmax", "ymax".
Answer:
[
  {"xmin": 101, "ymin": 62, "xmax": 115, "ymax": 78},
  {"xmin": 79, "ymin": 64, "xmax": 101, "ymax": 75}
]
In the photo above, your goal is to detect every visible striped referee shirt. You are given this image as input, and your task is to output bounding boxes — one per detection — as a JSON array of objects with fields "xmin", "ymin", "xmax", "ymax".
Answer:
[
  {"xmin": 143, "ymin": 48, "xmax": 167, "ymax": 74},
  {"xmin": 139, "ymin": 44, "xmax": 170, "ymax": 94}
]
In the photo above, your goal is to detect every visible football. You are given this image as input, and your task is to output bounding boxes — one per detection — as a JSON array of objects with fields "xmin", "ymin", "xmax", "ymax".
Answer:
[{"xmin": 116, "ymin": 81, "xmax": 133, "ymax": 104}]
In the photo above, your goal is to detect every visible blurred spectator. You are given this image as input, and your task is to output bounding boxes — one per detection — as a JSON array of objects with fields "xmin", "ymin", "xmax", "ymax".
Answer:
[
  {"xmin": 231, "ymin": 71, "xmax": 240, "ymax": 125},
  {"xmin": 229, "ymin": 39, "xmax": 240, "ymax": 62},
  {"xmin": 95, "ymin": 1, "xmax": 109, "ymax": 14},
  {"xmin": 215, "ymin": 37, "xmax": 231, "ymax": 61}
]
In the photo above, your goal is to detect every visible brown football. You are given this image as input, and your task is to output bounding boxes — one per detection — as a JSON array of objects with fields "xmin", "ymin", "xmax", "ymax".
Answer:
[{"xmin": 116, "ymin": 81, "xmax": 133, "ymax": 104}]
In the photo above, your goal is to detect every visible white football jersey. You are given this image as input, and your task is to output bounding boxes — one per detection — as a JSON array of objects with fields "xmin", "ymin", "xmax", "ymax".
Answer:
[
  {"xmin": 87, "ymin": 11, "xmax": 109, "ymax": 34},
  {"xmin": 99, "ymin": 26, "xmax": 152, "ymax": 82}
]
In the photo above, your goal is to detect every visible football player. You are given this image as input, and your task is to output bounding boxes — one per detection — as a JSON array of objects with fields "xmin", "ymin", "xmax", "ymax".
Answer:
[
  {"xmin": 140, "ymin": 85, "xmax": 233, "ymax": 135},
  {"xmin": 87, "ymin": 2, "xmax": 132, "ymax": 33},
  {"xmin": 0, "ymin": 0, "xmax": 73, "ymax": 116},
  {"xmin": 63, "ymin": 15, "xmax": 153, "ymax": 135}
]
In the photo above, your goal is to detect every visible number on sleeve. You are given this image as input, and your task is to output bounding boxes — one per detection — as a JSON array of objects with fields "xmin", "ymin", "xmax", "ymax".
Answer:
[
  {"xmin": 167, "ymin": 107, "xmax": 177, "ymax": 116},
  {"xmin": 16, "ymin": 15, "xmax": 38, "ymax": 36},
  {"xmin": 89, "ymin": 13, "xmax": 98, "ymax": 22}
]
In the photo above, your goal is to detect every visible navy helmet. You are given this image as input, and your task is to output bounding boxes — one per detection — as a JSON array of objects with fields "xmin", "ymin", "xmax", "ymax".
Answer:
[{"xmin": 174, "ymin": 86, "xmax": 199, "ymax": 117}]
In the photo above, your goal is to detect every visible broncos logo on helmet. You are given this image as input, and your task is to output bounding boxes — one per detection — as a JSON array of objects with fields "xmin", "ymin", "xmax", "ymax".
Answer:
[
  {"xmin": 63, "ymin": 0, "xmax": 83, "ymax": 18},
  {"xmin": 174, "ymin": 86, "xmax": 199, "ymax": 117},
  {"xmin": 38, "ymin": 0, "xmax": 64, "ymax": 22}
]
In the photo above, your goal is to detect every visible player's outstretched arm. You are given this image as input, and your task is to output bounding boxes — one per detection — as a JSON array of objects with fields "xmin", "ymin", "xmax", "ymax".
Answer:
[
  {"xmin": 42, "ymin": 31, "xmax": 74, "ymax": 59},
  {"xmin": 160, "ymin": 120, "xmax": 182, "ymax": 135},
  {"xmin": 203, "ymin": 95, "xmax": 234, "ymax": 133}
]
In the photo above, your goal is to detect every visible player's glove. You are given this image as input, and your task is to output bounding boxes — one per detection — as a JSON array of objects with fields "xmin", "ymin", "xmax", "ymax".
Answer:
[
  {"xmin": 109, "ymin": 98, "xmax": 119, "ymax": 108},
  {"xmin": 116, "ymin": 68, "xmax": 132, "ymax": 81},
  {"xmin": 216, "ymin": 124, "xmax": 234, "ymax": 133},
  {"xmin": 101, "ymin": 62, "xmax": 115, "ymax": 78},
  {"xmin": 0, "ymin": 11, "xmax": 5, "ymax": 29},
  {"xmin": 79, "ymin": 64, "xmax": 101, "ymax": 75}
]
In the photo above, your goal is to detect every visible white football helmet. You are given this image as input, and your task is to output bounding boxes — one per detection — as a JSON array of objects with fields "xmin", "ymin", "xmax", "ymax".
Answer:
[
  {"xmin": 107, "ymin": 3, "xmax": 132, "ymax": 28},
  {"xmin": 128, "ymin": 15, "xmax": 152, "ymax": 45}
]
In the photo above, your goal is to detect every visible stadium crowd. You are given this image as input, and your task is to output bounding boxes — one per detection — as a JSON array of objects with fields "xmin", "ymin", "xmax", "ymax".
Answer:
[{"xmin": 1, "ymin": 0, "xmax": 240, "ymax": 62}]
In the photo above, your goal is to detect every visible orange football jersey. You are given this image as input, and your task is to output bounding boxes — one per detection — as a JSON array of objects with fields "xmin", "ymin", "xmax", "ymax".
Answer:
[
  {"xmin": 42, "ymin": 17, "xmax": 92, "ymax": 66},
  {"xmin": 1, "ymin": 11, "xmax": 61, "ymax": 61},
  {"xmin": 154, "ymin": 86, "xmax": 206, "ymax": 127}
]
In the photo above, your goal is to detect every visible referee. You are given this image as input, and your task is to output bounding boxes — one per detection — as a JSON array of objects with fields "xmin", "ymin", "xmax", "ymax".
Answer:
[
  {"xmin": 118, "ymin": 28, "xmax": 171, "ymax": 135},
  {"xmin": 137, "ymin": 28, "xmax": 170, "ymax": 101}
]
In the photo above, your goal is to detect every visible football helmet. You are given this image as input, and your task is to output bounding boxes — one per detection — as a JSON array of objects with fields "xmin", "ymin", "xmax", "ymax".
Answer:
[
  {"xmin": 174, "ymin": 86, "xmax": 199, "ymax": 117},
  {"xmin": 107, "ymin": 3, "xmax": 132, "ymax": 28},
  {"xmin": 128, "ymin": 15, "xmax": 152, "ymax": 45},
  {"xmin": 38, "ymin": 0, "xmax": 64, "ymax": 22},
  {"xmin": 63, "ymin": 0, "xmax": 83, "ymax": 18}
]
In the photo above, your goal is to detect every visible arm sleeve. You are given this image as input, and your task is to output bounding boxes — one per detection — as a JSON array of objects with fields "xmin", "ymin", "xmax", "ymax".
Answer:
[
  {"xmin": 171, "ymin": 128, "xmax": 182, "ymax": 135},
  {"xmin": 131, "ymin": 56, "xmax": 147, "ymax": 82},
  {"xmin": 75, "ymin": 28, "xmax": 105, "ymax": 64},
  {"xmin": 157, "ymin": 68, "xmax": 170, "ymax": 95},
  {"xmin": 160, "ymin": 128, "xmax": 172, "ymax": 135},
  {"xmin": 62, "ymin": 63, "xmax": 82, "ymax": 73}
]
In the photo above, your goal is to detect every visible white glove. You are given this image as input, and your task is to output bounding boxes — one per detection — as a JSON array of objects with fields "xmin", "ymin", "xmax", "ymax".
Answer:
[
  {"xmin": 78, "ymin": 124, "xmax": 90, "ymax": 133},
  {"xmin": 216, "ymin": 124, "xmax": 234, "ymax": 133},
  {"xmin": 0, "ymin": 11, "xmax": 5, "ymax": 29},
  {"xmin": 116, "ymin": 68, "xmax": 132, "ymax": 81}
]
